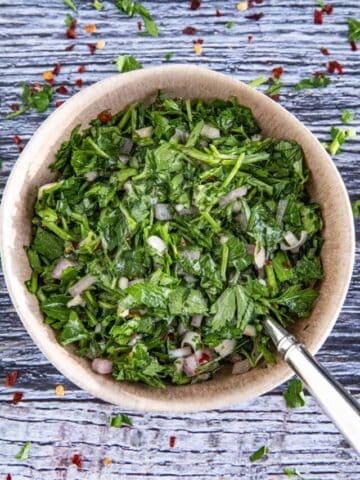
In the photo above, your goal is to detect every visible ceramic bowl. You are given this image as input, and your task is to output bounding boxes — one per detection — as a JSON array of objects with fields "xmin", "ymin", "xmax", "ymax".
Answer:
[{"xmin": 0, "ymin": 65, "xmax": 354, "ymax": 411}]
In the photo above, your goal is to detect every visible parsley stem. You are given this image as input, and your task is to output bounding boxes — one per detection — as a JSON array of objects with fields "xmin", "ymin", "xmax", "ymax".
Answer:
[
  {"xmin": 222, "ymin": 152, "xmax": 244, "ymax": 188},
  {"xmin": 220, "ymin": 243, "xmax": 229, "ymax": 281}
]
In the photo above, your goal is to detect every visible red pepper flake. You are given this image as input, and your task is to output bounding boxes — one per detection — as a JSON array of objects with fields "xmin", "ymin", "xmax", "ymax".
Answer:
[
  {"xmin": 78, "ymin": 65, "xmax": 86, "ymax": 73},
  {"xmin": 10, "ymin": 103, "xmax": 19, "ymax": 111},
  {"xmin": 326, "ymin": 60, "xmax": 343, "ymax": 75},
  {"xmin": 350, "ymin": 41, "xmax": 358, "ymax": 52},
  {"xmin": 66, "ymin": 18, "xmax": 77, "ymax": 39},
  {"xmin": 12, "ymin": 135, "xmax": 21, "ymax": 145},
  {"xmin": 314, "ymin": 9, "xmax": 323, "ymax": 25},
  {"xmin": 183, "ymin": 26, "xmax": 197, "ymax": 35},
  {"xmin": 320, "ymin": 47, "xmax": 330, "ymax": 56},
  {"xmin": 75, "ymin": 78, "xmax": 84, "ymax": 88},
  {"xmin": 313, "ymin": 71, "xmax": 325, "ymax": 77},
  {"xmin": 53, "ymin": 63, "xmax": 61, "ymax": 75},
  {"xmin": 71, "ymin": 453, "xmax": 83, "ymax": 469},
  {"xmin": 215, "ymin": 9, "xmax": 221, "ymax": 16},
  {"xmin": 97, "ymin": 111, "xmax": 112, "ymax": 123},
  {"xmin": 198, "ymin": 352, "xmax": 210, "ymax": 364},
  {"xmin": 55, "ymin": 101, "xmax": 64, "ymax": 108},
  {"xmin": 65, "ymin": 44, "xmax": 76, "ymax": 51},
  {"xmin": 269, "ymin": 94, "xmax": 280, "ymax": 102},
  {"xmin": 245, "ymin": 12, "xmax": 264, "ymax": 21},
  {"xmin": 88, "ymin": 43, "xmax": 97, "ymax": 55},
  {"xmin": 255, "ymin": 0, "xmax": 263, "ymax": 3},
  {"xmin": 6, "ymin": 474, "xmax": 12, "ymax": 480},
  {"xmin": 169, "ymin": 436, "xmax": 176, "ymax": 448},
  {"xmin": 282, "ymin": 262, "xmax": 290, "ymax": 269},
  {"xmin": 137, "ymin": 20, "xmax": 142, "ymax": 30},
  {"xmin": 192, "ymin": 38, "xmax": 204, "ymax": 44},
  {"xmin": 190, "ymin": 0, "xmax": 201, "ymax": 10},
  {"xmin": 322, "ymin": 4, "xmax": 333, "ymax": 14},
  {"xmin": 272, "ymin": 66, "xmax": 284, "ymax": 79},
  {"xmin": 206, "ymin": 176, "xmax": 216, "ymax": 183},
  {"xmin": 56, "ymin": 85, "xmax": 69, "ymax": 95},
  {"xmin": 12, "ymin": 391, "xmax": 23, "ymax": 405},
  {"xmin": 5, "ymin": 371, "xmax": 18, "ymax": 387},
  {"xmin": 248, "ymin": 34, "xmax": 253, "ymax": 43}
]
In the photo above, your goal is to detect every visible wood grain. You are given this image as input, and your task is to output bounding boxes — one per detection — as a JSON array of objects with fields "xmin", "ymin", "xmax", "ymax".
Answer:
[{"xmin": 0, "ymin": 0, "xmax": 360, "ymax": 478}]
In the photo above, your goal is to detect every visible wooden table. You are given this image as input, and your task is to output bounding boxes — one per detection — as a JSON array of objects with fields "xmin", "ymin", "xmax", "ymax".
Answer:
[{"xmin": 1, "ymin": 0, "xmax": 359, "ymax": 478}]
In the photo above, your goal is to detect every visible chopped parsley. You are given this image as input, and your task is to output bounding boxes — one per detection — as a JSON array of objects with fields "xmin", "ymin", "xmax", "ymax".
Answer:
[
  {"xmin": 115, "ymin": 0, "xmax": 158, "ymax": 37},
  {"xmin": 26, "ymin": 95, "xmax": 323, "ymax": 388},
  {"xmin": 93, "ymin": 0, "xmax": 104, "ymax": 10},
  {"xmin": 249, "ymin": 445, "xmax": 269, "ymax": 462},
  {"xmin": 15, "ymin": 442, "xmax": 31, "ymax": 460},
  {"xmin": 164, "ymin": 52, "xmax": 173, "ymax": 61},
  {"xmin": 283, "ymin": 378, "xmax": 306, "ymax": 408},
  {"xmin": 116, "ymin": 55, "xmax": 143, "ymax": 73},
  {"xmin": 284, "ymin": 467, "xmax": 307, "ymax": 479},
  {"xmin": 63, "ymin": 0, "xmax": 77, "ymax": 11},
  {"xmin": 5, "ymin": 83, "xmax": 54, "ymax": 119},
  {"xmin": 328, "ymin": 126, "xmax": 356, "ymax": 155},
  {"xmin": 109, "ymin": 413, "xmax": 132, "ymax": 427},
  {"xmin": 294, "ymin": 75, "xmax": 331, "ymax": 90},
  {"xmin": 352, "ymin": 200, "xmax": 360, "ymax": 219},
  {"xmin": 225, "ymin": 21, "xmax": 236, "ymax": 29},
  {"xmin": 248, "ymin": 76, "xmax": 267, "ymax": 88},
  {"xmin": 341, "ymin": 109, "xmax": 355, "ymax": 124},
  {"xmin": 347, "ymin": 18, "xmax": 360, "ymax": 44}
]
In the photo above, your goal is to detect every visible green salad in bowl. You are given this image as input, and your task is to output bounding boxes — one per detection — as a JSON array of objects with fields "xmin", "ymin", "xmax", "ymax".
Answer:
[{"xmin": 26, "ymin": 94, "xmax": 323, "ymax": 388}]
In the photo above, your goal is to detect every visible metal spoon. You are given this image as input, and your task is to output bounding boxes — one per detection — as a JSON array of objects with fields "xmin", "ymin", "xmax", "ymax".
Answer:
[{"xmin": 263, "ymin": 317, "xmax": 360, "ymax": 454}]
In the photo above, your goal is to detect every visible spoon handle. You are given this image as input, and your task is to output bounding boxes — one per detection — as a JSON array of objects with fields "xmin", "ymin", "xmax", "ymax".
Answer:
[{"xmin": 264, "ymin": 317, "xmax": 360, "ymax": 455}]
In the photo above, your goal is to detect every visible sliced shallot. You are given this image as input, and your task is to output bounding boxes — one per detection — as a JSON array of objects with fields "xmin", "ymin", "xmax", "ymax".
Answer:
[
  {"xmin": 191, "ymin": 314, "xmax": 203, "ymax": 327},
  {"xmin": 147, "ymin": 235, "xmax": 167, "ymax": 254},
  {"xmin": 183, "ymin": 354, "xmax": 198, "ymax": 377},
  {"xmin": 52, "ymin": 258, "xmax": 76, "ymax": 280},
  {"xmin": 135, "ymin": 126, "xmax": 153, "ymax": 138},
  {"xmin": 244, "ymin": 324, "xmax": 256, "ymax": 337},
  {"xmin": 201, "ymin": 124, "xmax": 220, "ymax": 139},
  {"xmin": 119, "ymin": 155, "xmax": 129, "ymax": 165},
  {"xmin": 232, "ymin": 358, "xmax": 251, "ymax": 375},
  {"xmin": 219, "ymin": 187, "xmax": 248, "ymax": 207},
  {"xmin": 68, "ymin": 275, "xmax": 96, "ymax": 297},
  {"xmin": 121, "ymin": 137, "xmax": 133, "ymax": 154},
  {"xmin": 67, "ymin": 295, "xmax": 85, "ymax": 308},
  {"xmin": 84, "ymin": 171, "xmax": 98, "ymax": 181},
  {"xmin": 169, "ymin": 346, "xmax": 192, "ymax": 359},
  {"xmin": 254, "ymin": 244, "xmax": 266, "ymax": 269},
  {"xmin": 155, "ymin": 203, "xmax": 171, "ymax": 220},
  {"xmin": 281, "ymin": 230, "xmax": 308, "ymax": 253},
  {"xmin": 91, "ymin": 358, "xmax": 113, "ymax": 375},
  {"xmin": 214, "ymin": 339, "xmax": 236, "ymax": 358},
  {"xmin": 181, "ymin": 331, "xmax": 201, "ymax": 352},
  {"xmin": 119, "ymin": 276, "xmax": 129, "ymax": 290}
]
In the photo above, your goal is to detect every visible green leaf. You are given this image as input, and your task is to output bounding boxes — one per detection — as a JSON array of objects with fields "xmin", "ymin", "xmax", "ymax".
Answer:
[
  {"xmin": 275, "ymin": 285, "xmax": 319, "ymax": 317},
  {"xmin": 116, "ymin": 55, "xmax": 143, "ymax": 73},
  {"xmin": 249, "ymin": 445, "xmax": 269, "ymax": 462},
  {"xmin": 347, "ymin": 17, "xmax": 360, "ymax": 43},
  {"xmin": 352, "ymin": 199, "xmax": 360, "ymax": 219},
  {"xmin": 110, "ymin": 413, "xmax": 133, "ymax": 427},
  {"xmin": 6, "ymin": 83, "xmax": 54, "ymax": 119},
  {"xmin": 294, "ymin": 75, "xmax": 330, "ymax": 90},
  {"xmin": 164, "ymin": 52, "xmax": 173, "ymax": 61},
  {"xmin": 284, "ymin": 467, "xmax": 307, "ymax": 479},
  {"xmin": 63, "ymin": 0, "xmax": 77, "ymax": 11},
  {"xmin": 93, "ymin": 0, "xmax": 104, "ymax": 10},
  {"xmin": 115, "ymin": 0, "xmax": 158, "ymax": 37},
  {"xmin": 15, "ymin": 441, "xmax": 31, "ymax": 460},
  {"xmin": 283, "ymin": 378, "xmax": 306, "ymax": 408},
  {"xmin": 59, "ymin": 316, "xmax": 88, "ymax": 345},
  {"xmin": 248, "ymin": 76, "xmax": 267, "ymax": 88},
  {"xmin": 225, "ymin": 21, "xmax": 236, "ymax": 29},
  {"xmin": 32, "ymin": 228, "xmax": 64, "ymax": 261},
  {"xmin": 341, "ymin": 109, "xmax": 355, "ymax": 124}
]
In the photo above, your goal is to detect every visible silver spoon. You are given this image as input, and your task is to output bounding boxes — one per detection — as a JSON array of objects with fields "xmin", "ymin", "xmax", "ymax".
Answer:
[{"xmin": 263, "ymin": 317, "xmax": 360, "ymax": 454}]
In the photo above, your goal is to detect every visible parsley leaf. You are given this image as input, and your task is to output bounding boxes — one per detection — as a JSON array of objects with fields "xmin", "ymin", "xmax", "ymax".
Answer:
[
  {"xmin": 110, "ymin": 413, "xmax": 133, "ymax": 427},
  {"xmin": 93, "ymin": 0, "xmax": 104, "ymax": 10},
  {"xmin": 283, "ymin": 378, "xmax": 306, "ymax": 408},
  {"xmin": 294, "ymin": 75, "xmax": 330, "ymax": 90},
  {"xmin": 248, "ymin": 76, "xmax": 267, "ymax": 88},
  {"xmin": 284, "ymin": 467, "xmax": 307, "ymax": 479},
  {"xmin": 352, "ymin": 200, "xmax": 360, "ymax": 219},
  {"xmin": 341, "ymin": 109, "xmax": 355, "ymax": 124},
  {"xmin": 115, "ymin": 0, "xmax": 158, "ymax": 37},
  {"xmin": 6, "ymin": 83, "xmax": 54, "ymax": 119},
  {"xmin": 116, "ymin": 55, "xmax": 143, "ymax": 73},
  {"xmin": 347, "ymin": 18, "xmax": 360, "ymax": 43},
  {"xmin": 225, "ymin": 21, "xmax": 236, "ymax": 29},
  {"xmin": 164, "ymin": 52, "xmax": 173, "ymax": 61},
  {"xmin": 15, "ymin": 442, "xmax": 31, "ymax": 460},
  {"xmin": 63, "ymin": 0, "xmax": 77, "ymax": 11},
  {"xmin": 328, "ymin": 126, "xmax": 356, "ymax": 155},
  {"xmin": 249, "ymin": 445, "xmax": 269, "ymax": 462}
]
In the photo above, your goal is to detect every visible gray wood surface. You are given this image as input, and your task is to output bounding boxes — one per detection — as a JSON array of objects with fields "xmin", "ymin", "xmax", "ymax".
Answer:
[{"xmin": 0, "ymin": 0, "xmax": 360, "ymax": 478}]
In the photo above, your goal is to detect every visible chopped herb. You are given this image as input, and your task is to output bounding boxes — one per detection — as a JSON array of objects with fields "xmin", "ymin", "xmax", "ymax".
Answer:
[
  {"xmin": 315, "ymin": 0, "xmax": 325, "ymax": 7},
  {"xmin": 347, "ymin": 17, "xmax": 360, "ymax": 51},
  {"xmin": 294, "ymin": 74, "xmax": 330, "ymax": 90},
  {"xmin": 328, "ymin": 126, "xmax": 356, "ymax": 155},
  {"xmin": 5, "ymin": 83, "xmax": 54, "ymax": 119},
  {"xmin": 15, "ymin": 442, "xmax": 31, "ymax": 460},
  {"xmin": 115, "ymin": 0, "xmax": 158, "ymax": 37},
  {"xmin": 248, "ymin": 76, "xmax": 267, "ymax": 88},
  {"xmin": 27, "ymin": 96, "xmax": 323, "ymax": 388},
  {"xmin": 284, "ymin": 467, "xmax": 307, "ymax": 479},
  {"xmin": 63, "ymin": 0, "xmax": 77, "ymax": 11},
  {"xmin": 65, "ymin": 13, "xmax": 75, "ymax": 27},
  {"xmin": 93, "ymin": 0, "xmax": 104, "ymax": 10},
  {"xmin": 116, "ymin": 55, "xmax": 142, "ymax": 73},
  {"xmin": 283, "ymin": 378, "xmax": 306, "ymax": 408},
  {"xmin": 110, "ymin": 412, "xmax": 133, "ymax": 427},
  {"xmin": 265, "ymin": 77, "xmax": 282, "ymax": 100},
  {"xmin": 352, "ymin": 200, "xmax": 360, "ymax": 219},
  {"xmin": 341, "ymin": 109, "xmax": 355, "ymax": 124},
  {"xmin": 249, "ymin": 445, "xmax": 269, "ymax": 462},
  {"xmin": 164, "ymin": 52, "xmax": 173, "ymax": 61},
  {"xmin": 225, "ymin": 21, "xmax": 236, "ymax": 29}
]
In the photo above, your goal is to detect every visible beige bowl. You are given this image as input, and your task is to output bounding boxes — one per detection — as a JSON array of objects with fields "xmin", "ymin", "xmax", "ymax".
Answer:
[{"xmin": 0, "ymin": 65, "xmax": 355, "ymax": 412}]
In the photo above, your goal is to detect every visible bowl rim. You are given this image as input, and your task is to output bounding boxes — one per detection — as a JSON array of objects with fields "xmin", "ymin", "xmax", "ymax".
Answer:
[{"xmin": 0, "ymin": 65, "xmax": 355, "ymax": 411}]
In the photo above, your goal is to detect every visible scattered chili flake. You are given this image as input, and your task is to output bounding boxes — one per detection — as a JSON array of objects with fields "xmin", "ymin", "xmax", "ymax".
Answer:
[
  {"xmin": 66, "ymin": 18, "xmax": 77, "ymax": 39},
  {"xmin": 65, "ymin": 44, "xmax": 76, "ymax": 51},
  {"xmin": 269, "ymin": 94, "xmax": 280, "ymax": 102},
  {"xmin": 55, "ymin": 384, "xmax": 65, "ymax": 396},
  {"xmin": 12, "ymin": 135, "xmax": 21, "ymax": 145},
  {"xmin": 97, "ymin": 111, "xmax": 112, "ymax": 123},
  {"xmin": 10, "ymin": 103, "xmax": 19, "ymax": 112},
  {"xmin": 237, "ymin": 1, "xmax": 248, "ymax": 11},
  {"xmin": 55, "ymin": 101, "xmax": 64, "ymax": 108},
  {"xmin": 193, "ymin": 38, "xmax": 204, "ymax": 44},
  {"xmin": 326, "ymin": 60, "xmax": 343, "ymax": 75},
  {"xmin": 313, "ymin": 71, "xmax": 325, "ymax": 77},
  {"xmin": 88, "ymin": 43, "xmax": 97, "ymax": 54},
  {"xmin": 75, "ymin": 78, "xmax": 84, "ymax": 88},
  {"xmin": 190, "ymin": 0, "xmax": 201, "ymax": 10},
  {"xmin": 96, "ymin": 39, "xmax": 106, "ymax": 49},
  {"xmin": 5, "ymin": 371, "xmax": 18, "ymax": 387},
  {"xmin": 104, "ymin": 456, "xmax": 112, "ymax": 466},
  {"xmin": 12, "ymin": 392, "xmax": 23, "ymax": 405},
  {"xmin": 169, "ymin": 436, "xmax": 176, "ymax": 448},
  {"xmin": 71, "ymin": 454, "xmax": 83, "ymax": 469},
  {"xmin": 245, "ymin": 12, "xmax": 264, "ymax": 21},
  {"xmin": 198, "ymin": 352, "xmax": 210, "ymax": 364},
  {"xmin": 322, "ymin": 4, "xmax": 333, "ymax": 14},
  {"xmin": 255, "ymin": 0, "xmax": 263, "ymax": 3},
  {"xmin": 137, "ymin": 20, "xmax": 142, "ymax": 30},
  {"xmin": 84, "ymin": 23, "xmax": 97, "ymax": 34},
  {"xmin": 53, "ymin": 63, "xmax": 61, "ymax": 76},
  {"xmin": 272, "ymin": 66, "xmax": 284, "ymax": 79},
  {"xmin": 78, "ymin": 65, "xmax": 86, "ymax": 73},
  {"xmin": 56, "ymin": 85, "xmax": 69, "ymax": 95},
  {"xmin": 183, "ymin": 26, "xmax": 197, "ymax": 35},
  {"xmin": 314, "ymin": 9, "xmax": 323, "ymax": 25},
  {"xmin": 320, "ymin": 47, "xmax": 330, "ymax": 55},
  {"xmin": 350, "ymin": 41, "xmax": 357, "ymax": 52},
  {"xmin": 215, "ymin": 9, "xmax": 221, "ymax": 16},
  {"xmin": 193, "ymin": 42, "xmax": 202, "ymax": 55},
  {"xmin": 43, "ymin": 71, "xmax": 54, "ymax": 82},
  {"xmin": 248, "ymin": 34, "xmax": 253, "ymax": 42},
  {"xmin": 6, "ymin": 474, "xmax": 12, "ymax": 480}
]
